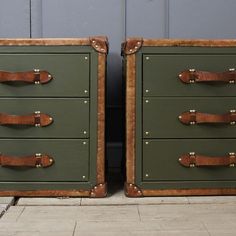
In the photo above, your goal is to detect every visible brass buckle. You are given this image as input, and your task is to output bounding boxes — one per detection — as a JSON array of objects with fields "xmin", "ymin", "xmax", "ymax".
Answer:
[{"xmin": 35, "ymin": 153, "xmax": 42, "ymax": 168}]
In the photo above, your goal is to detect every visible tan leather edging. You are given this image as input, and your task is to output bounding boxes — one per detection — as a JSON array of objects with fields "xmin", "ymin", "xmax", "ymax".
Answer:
[
  {"xmin": 126, "ymin": 54, "xmax": 136, "ymax": 184},
  {"xmin": 96, "ymin": 53, "xmax": 106, "ymax": 186},
  {"xmin": 142, "ymin": 39, "xmax": 236, "ymax": 47},
  {"xmin": 0, "ymin": 38, "xmax": 90, "ymax": 46},
  {"xmin": 90, "ymin": 36, "xmax": 109, "ymax": 54},
  {"xmin": 142, "ymin": 188, "xmax": 236, "ymax": 196},
  {"xmin": 122, "ymin": 38, "xmax": 143, "ymax": 55},
  {"xmin": 0, "ymin": 190, "xmax": 90, "ymax": 197}
]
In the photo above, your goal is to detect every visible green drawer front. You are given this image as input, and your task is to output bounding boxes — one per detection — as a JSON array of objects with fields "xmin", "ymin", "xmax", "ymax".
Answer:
[
  {"xmin": 0, "ymin": 98, "xmax": 89, "ymax": 138},
  {"xmin": 0, "ymin": 139, "xmax": 89, "ymax": 182},
  {"xmin": 143, "ymin": 54, "xmax": 236, "ymax": 97},
  {"xmin": 0, "ymin": 54, "xmax": 89, "ymax": 97},
  {"xmin": 143, "ymin": 139, "xmax": 236, "ymax": 182},
  {"xmin": 143, "ymin": 97, "xmax": 236, "ymax": 138}
]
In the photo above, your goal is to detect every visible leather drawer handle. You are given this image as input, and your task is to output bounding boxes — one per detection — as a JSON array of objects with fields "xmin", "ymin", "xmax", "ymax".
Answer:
[
  {"xmin": 179, "ymin": 68, "xmax": 236, "ymax": 84},
  {"xmin": 0, "ymin": 69, "xmax": 53, "ymax": 84},
  {"xmin": 179, "ymin": 152, "xmax": 236, "ymax": 168},
  {"xmin": 179, "ymin": 110, "xmax": 236, "ymax": 125},
  {"xmin": 0, "ymin": 153, "xmax": 54, "ymax": 168},
  {"xmin": 0, "ymin": 111, "xmax": 53, "ymax": 127}
]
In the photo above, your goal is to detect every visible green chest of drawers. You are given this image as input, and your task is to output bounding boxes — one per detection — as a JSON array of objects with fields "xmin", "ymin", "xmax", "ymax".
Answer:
[
  {"xmin": 123, "ymin": 38, "xmax": 236, "ymax": 197},
  {"xmin": 0, "ymin": 37, "xmax": 107, "ymax": 197}
]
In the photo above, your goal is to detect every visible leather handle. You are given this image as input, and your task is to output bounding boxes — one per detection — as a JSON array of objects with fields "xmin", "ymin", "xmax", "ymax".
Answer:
[
  {"xmin": 0, "ymin": 153, "xmax": 54, "ymax": 168},
  {"xmin": 179, "ymin": 110, "xmax": 236, "ymax": 125},
  {"xmin": 179, "ymin": 69, "xmax": 236, "ymax": 84},
  {"xmin": 0, "ymin": 69, "xmax": 53, "ymax": 84},
  {"xmin": 179, "ymin": 152, "xmax": 236, "ymax": 168},
  {"xmin": 0, "ymin": 111, "xmax": 53, "ymax": 127}
]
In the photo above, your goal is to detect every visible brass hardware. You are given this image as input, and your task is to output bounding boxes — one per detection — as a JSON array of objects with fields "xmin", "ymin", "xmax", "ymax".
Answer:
[
  {"xmin": 48, "ymin": 74, "xmax": 52, "ymax": 79},
  {"xmin": 83, "ymin": 131, "xmax": 87, "ymax": 134},
  {"xmin": 229, "ymin": 80, "xmax": 235, "ymax": 84},
  {"xmin": 129, "ymin": 184, "xmax": 132, "ymax": 187},
  {"xmin": 190, "ymin": 164, "xmax": 195, "ymax": 168},
  {"xmin": 85, "ymin": 56, "xmax": 88, "ymax": 60},
  {"xmin": 137, "ymin": 41, "xmax": 141, "ymax": 45},
  {"xmin": 190, "ymin": 110, "xmax": 196, "ymax": 113},
  {"xmin": 84, "ymin": 101, "xmax": 88, "ymax": 104},
  {"xmin": 34, "ymin": 69, "xmax": 40, "ymax": 73},
  {"xmin": 229, "ymin": 152, "xmax": 235, "ymax": 156},
  {"xmin": 34, "ymin": 111, "xmax": 40, "ymax": 114},
  {"xmin": 190, "ymin": 121, "xmax": 196, "ymax": 125},
  {"xmin": 36, "ymin": 164, "xmax": 42, "ymax": 168},
  {"xmin": 189, "ymin": 79, "xmax": 195, "ymax": 83},
  {"xmin": 145, "ymin": 100, "xmax": 149, "ymax": 103},
  {"xmin": 83, "ymin": 141, "xmax": 87, "ymax": 145},
  {"xmin": 145, "ymin": 141, "xmax": 149, "ymax": 145},
  {"xmin": 189, "ymin": 152, "xmax": 195, "ymax": 156},
  {"xmin": 178, "ymin": 115, "xmax": 182, "ymax": 119},
  {"xmin": 178, "ymin": 158, "xmax": 182, "ymax": 161},
  {"xmin": 35, "ymin": 153, "xmax": 42, "ymax": 157},
  {"xmin": 189, "ymin": 69, "xmax": 196, "ymax": 72},
  {"xmin": 229, "ymin": 68, "xmax": 235, "ymax": 71},
  {"xmin": 145, "ymin": 174, "xmax": 149, "ymax": 177},
  {"xmin": 146, "ymin": 57, "xmax": 149, "ymax": 60},
  {"xmin": 84, "ymin": 90, "xmax": 88, "ymax": 93},
  {"xmin": 178, "ymin": 74, "xmax": 182, "ymax": 78},
  {"xmin": 230, "ymin": 164, "xmax": 235, "ymax": 167},
  {"xmin": 49, "ymin": 159, "xmax": 53, "ymax": 163},
  {"xmin": 145, "ymin": 131, "xmax": 149, "ymax": 135},
  {"xmin": 230, "ymin": 110, "xmax": 236, "ymax": 113},
  {"xmin": 230, "ymin": 121, "xmax": 236, "ymax": 125},
  {"xmin": 82, "ymin": 176, "xmax": 86, "ymax": 179},
  {"xmin": 145, "ymin": 89, "xmax": 149, "ymax": 93}
]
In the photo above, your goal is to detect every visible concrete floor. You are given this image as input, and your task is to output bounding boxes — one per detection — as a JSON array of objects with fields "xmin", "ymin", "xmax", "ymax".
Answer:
[{"xmin": 0, "ymin": 192, "xmax": 236, "ymax": 236}]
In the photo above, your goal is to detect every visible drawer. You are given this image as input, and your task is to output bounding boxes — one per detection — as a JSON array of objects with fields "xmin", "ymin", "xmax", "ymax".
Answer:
[
  {"xmin": 0, "ymin": 98, "xmax": 89, "ymax": 138},
  {"xmin": 143, "ymin": 54, "xmax": 236, "ymax": 97},
  {"xmin": 0, "ymin": 54, "xmax": 89, "ymax": 97},
  {"xmin": 143, "ymin": 139, "xmax": 236, "ymax": 182},
  {"xmin": 0, "ymin": 139, "xmax": 89, "ymax": 182},
  {"xmin": 143, "ymin": 97, "xmax": 236, "ymax": 138}
]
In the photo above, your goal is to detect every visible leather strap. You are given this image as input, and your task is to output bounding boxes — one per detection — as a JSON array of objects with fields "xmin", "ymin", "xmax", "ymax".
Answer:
[
  {"xmin": 179, "ymin": 69, "xmax": 236, "ymax": 84},
  {"xmin": 0, "ymin": 112, "xmax": 53, "ymax": 127},
  {"xmin": 179, "ymin": 110, "xmax": 236, "ymax": 125},
  {"xmin": 179, "ymin": 152, "xmax": 236, "ymax": 167},
  {"xmin": 0, "ymin": 153, "xmax": 54, "ymax": 168},
  {"xmin": 0, "ymin": 70, "xmax": 53, "ymax": 84}
]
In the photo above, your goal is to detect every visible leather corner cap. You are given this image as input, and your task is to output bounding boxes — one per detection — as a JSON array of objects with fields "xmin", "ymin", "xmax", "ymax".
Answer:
[
  {"xmin": 89, "ymin": 36, "xmax": 109, "ymax": 54},
  {"xmin": 121, "ymin": 38, "xmax": 143, "ymax": 55}
]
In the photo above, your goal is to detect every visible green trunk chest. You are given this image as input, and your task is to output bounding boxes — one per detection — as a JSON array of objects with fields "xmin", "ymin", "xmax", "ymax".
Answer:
[
  {"xmin": 123, "ymin": 38, "xmax": 236, "ymax": 197},
  {"xmin": 0, "ymin": 37, "xmax": 107, "ymax": 197}
]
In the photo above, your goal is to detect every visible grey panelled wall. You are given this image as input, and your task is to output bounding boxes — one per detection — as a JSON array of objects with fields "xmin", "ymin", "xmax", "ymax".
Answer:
[
  {"xmin": 0, "ymin": 0, "xmax": 30, "ymax": 37},
  {"xmin": 0, "ymin": 0, "xmax": 236, "ymax": 165}
]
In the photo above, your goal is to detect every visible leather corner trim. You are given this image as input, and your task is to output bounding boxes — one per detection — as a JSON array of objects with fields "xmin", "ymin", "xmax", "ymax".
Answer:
[
  {"xmin": 122, "ymin": 38, "xmax": 143, "ymax": 55},
  {"xmin": 124, "ymin": 183, "xmax": 143, "ymax": 197},
  {"xmin": 89, "ymin": 36, "xmax": 109, "ymax": 54},
  {"xmin": 90, "ymin": 183, "xmax": 107, "ymax": 198}
]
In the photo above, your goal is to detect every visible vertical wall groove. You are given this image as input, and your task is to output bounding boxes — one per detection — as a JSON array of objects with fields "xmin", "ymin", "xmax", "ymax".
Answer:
[
  {"xmin": 165, "ymin": 0, "xmax": 170, "ymax": 38},
  {"xmin": 29, "ymin": 0, "xmax": 32, "ymax": 37}
]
